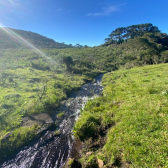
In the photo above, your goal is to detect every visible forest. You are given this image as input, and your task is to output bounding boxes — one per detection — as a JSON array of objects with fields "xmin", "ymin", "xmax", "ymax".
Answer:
[{"xmin": 0, "ymin": 23, "xmax": 168, "ymax": 167}]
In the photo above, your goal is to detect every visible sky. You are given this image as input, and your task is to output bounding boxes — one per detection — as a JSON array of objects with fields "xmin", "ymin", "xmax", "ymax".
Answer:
[{"xmin": 0, "ymin": 0, "xmax": 168, "ymax": 46}]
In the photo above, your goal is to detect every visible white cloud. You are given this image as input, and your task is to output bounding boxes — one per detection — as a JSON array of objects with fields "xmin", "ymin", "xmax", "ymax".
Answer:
[{"xmin": 86, "ymin": 5, "xmax": 119, "ymax": 16}]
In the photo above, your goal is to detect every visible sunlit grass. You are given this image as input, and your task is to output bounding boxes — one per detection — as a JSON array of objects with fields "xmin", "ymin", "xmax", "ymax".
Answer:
[
  {"xmin": 0, "ymin": 46, "xmax": 105, "ymax": 162},
  {"xmin": 74, "ymin": 63, "xmax": 168, "ymax": 167},
  {"xmin": 0, "ymin": 66, "xmax": 87, "ymax": 137},
  {"xmin": 0, "ymin": 50, "xmax": 99, "ymax": 138}
]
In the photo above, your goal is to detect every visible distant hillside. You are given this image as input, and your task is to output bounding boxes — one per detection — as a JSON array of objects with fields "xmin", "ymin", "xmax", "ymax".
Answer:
[{"xmin": 0, "ymin": 27, "xmax": 72, "ymax": 49}]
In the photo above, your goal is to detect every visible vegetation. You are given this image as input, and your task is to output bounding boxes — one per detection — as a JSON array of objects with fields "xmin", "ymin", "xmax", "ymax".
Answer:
[
  {"xmin": 104, "ymin": 23, "xmax": 161, "ymax": 45},
  {"xmin": 0, "ymin": 27, "xmax": 74, "ymax": 49},
  {"xmin": 55, "ymin": 130, "xmax": 61, "ymax": 136},
  {"xmin": 57, "ymin": 112, "xmax": 65, "ymax": 118},
  {"xmin": 0, "ymin": 124, "xmax": 39, "ymax": 162},
  {"xmin": 0, "ymin": 45, "xmax": 102, "ymax": 162},
  {"xmin": 73, "ymin": 63, "xmax": 168, "ymax": 167},
  {"xmin": 0, "ymin": 23, "xmax": 168, "ymax": 165}
]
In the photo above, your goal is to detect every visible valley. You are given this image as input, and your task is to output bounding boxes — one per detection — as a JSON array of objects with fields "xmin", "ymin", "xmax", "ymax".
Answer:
[{"xmin": 0, "ymin": 23, "xmax": 168, "ymax": 167}]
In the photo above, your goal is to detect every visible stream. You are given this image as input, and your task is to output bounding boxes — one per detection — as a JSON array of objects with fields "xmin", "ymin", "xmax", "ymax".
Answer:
[{"xmin": 1, "ymin": 74, "xmax": 104, "ymax": 168}]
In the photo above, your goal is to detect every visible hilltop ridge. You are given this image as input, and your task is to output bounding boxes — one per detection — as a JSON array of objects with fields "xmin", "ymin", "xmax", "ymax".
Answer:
[{"xmin": 0, "ymin": 27, "xmax": 73, "ymax": 49}]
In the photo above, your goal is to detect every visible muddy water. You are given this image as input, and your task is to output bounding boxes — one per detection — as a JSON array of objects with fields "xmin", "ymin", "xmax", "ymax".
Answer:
[{"xmin": 1, "ymin": 74, "xmax": 104, "ymax": 168}]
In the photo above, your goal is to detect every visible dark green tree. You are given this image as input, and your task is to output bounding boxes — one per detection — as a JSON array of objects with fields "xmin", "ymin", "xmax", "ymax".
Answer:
[
  {"xmin": 62, "ymin": 56, "xmax": 73, "ymax": 72},
  {"xmin": 105, "ymin": 23, "xmax": 160, "ymax": 45}
]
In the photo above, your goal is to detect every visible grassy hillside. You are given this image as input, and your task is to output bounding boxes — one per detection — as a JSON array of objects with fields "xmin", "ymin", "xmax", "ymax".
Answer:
[
  {"xmin": 45, "ymin": 32, "xmax": 168, "ymax": 72},
  {"xmin": 0, "ymin": 23, "xmax": 168, "ymax": 164},
  {"xmin": 0, "ymin": 47, "xmax": 102, "ymax": 162},
  {"xmin": 0, "ymin": 27, "xmax": 73, "ymax": 49},
  {"xmin": 0, "ymin": 48, "xmax": 101, "ymax": 133},
  {"xmin": 74, "ymin": 63, "xmax": 168, "ymax": 167}
]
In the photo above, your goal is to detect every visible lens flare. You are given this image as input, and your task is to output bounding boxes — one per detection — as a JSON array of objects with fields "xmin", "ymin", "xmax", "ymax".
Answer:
[{"xmin": 0, "ymin": 23, "xmax": 57, "ymax": 64}]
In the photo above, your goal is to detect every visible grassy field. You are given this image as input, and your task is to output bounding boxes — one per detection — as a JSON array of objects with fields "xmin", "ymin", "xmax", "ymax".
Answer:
[
  {"xmin": 1, "ymin": 25, "xmax": 168, "ymax": 164},
  {"xmin": 0, "ymin": 48, "xmax": 103, "ymax": 162},
  {"xmin": 0, "ymin": 67, "xmax": 88, "ymax": 137},
  {"xmin": 73, "ymin": 63, "xmax": 168, "ymax": 167},
  {"xmin": 0, "ymin": 32, "xmax": 168, "ymax": 164}
]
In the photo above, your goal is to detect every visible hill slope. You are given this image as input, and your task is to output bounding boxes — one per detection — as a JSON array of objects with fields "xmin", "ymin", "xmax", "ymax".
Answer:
[
  {"xmin": 0, "ymin": 23, "xmax": 168, "ymax": 164},
  {"xmin": 0, "ymin": 27, "xmax": 72, "ymax": 49},
  {"xmin": 74, "ymin": 63, "xmax": 168, "ymax": 167}
]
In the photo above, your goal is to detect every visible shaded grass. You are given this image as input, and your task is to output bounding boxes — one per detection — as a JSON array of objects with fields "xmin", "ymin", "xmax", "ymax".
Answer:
[
  {"xmin": 0, "ymin": 124, "xmax": 39, "ymax": 162},
  {"xmin": 73, "ymin": 63, "xmax": 168, "ymax": 167}
]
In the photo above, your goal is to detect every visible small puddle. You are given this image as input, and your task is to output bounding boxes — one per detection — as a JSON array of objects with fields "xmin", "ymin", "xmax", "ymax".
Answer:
[{"xmin": 1, "ymin": 74, "xmax": 104, "ymax": 168}]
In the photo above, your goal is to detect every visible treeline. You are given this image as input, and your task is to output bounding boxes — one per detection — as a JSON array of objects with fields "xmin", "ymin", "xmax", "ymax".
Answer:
[
  {"xmin": 48, "ymin": 29, "xmax": 168, "ymax": 72},
  {"xmin": 103, "ymin": 23, "xmax": 167, "ymax": 45}
]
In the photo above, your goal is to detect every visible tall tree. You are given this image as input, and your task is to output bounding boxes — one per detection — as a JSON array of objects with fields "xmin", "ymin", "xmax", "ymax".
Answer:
[{"xmin": 105, "ymin": 23, "xmax": 160, "ymax": 45}]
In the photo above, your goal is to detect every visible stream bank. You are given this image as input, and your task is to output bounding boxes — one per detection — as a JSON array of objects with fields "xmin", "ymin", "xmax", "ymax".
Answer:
[{"xmin": 1, "ymin": 74, "xmax": 104, "ymax": 168}]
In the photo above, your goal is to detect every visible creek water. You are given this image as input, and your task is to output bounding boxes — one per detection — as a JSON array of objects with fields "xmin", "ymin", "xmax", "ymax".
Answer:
[{"xmin": 1, "ymin": 74, "xmax": 104, "ymax": 168}]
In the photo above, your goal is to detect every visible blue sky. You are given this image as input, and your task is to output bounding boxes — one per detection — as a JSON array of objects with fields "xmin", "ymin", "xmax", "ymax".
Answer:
[{"xmin": 0, "ymin": 0, "xmax": 168, "ymax": 46}]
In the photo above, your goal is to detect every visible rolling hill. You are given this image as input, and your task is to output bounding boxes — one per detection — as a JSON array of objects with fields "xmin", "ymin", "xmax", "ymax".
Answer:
[
  {"xmin": 0, "ymin": 27, "xmax": 72, "ymax": 49},
  {"xmin": 1, "ymin": 23, "xmax": 168, "ymax": 166}
]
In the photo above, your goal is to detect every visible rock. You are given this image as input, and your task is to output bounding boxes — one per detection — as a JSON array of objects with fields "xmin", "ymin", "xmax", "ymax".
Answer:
[
  {"xmin": 97, "ymin": 159, "xmax": 104, "ymax": 168},
  {"xmin": 86, "ymin": 151, "xmax": 93, "ymax": 156},
  {"xmin": 36, "ymin": 127, "xmax": 47, "ymax": 136},
  {"xmin": 22, "ymin": 113, "xmax": 54, "ymax": 129}
]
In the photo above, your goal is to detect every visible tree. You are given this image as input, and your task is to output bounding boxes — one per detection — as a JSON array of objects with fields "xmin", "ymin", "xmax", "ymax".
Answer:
[
  {"xmin": 62, "ymin": 56, "xmax": 73, "ymax": 72},
  {"xmin": 69, "ymin": 44, "xmax": 73, "ymax": 48},
  {"xmin": 105, "ymin": 23, "xmax": 160, "ymax": 45},
  {"xmin": 160, "ymin": 51, "xmax": 168, "ymax": 63},
  {"xmin": 84, "ymin": 45, "xmax": 89, "ymax": 48},
  {"xmin": 152, "ymin": 55, "xmax": 159, "ymax": 64},
  {"xmin": 75, "ymin": 43, "xmax": 83, "ymax": 48}
]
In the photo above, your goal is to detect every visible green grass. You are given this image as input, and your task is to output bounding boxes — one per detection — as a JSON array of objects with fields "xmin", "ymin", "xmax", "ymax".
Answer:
[
  {"xmin": 0, "ymin": 28, "xmax": 168, "ymax": 165},
  {"xmin": 57, "ymin": 112, "xmax": 65, "ymax": 118},
  {"xmin": 0, "ymin": 124, "xmax": 39, "ymax": 162},
  {"xmin": 0, "ymin": 67, "xmax": 88, "ymax": 138},
  {"xmin": 55, "ymin": 130, "xmax": 61, "ymax": 136},
  {"xmin": 0, "ymin": 47, "xmax": 104, "ymax": 162},
  {"xmin": 0, "ymin": 34, "xmax": 168, "ymax": 164},
  {"xmin": 73, "ymin": 63, "xmax": 168, "ymax": 167}
]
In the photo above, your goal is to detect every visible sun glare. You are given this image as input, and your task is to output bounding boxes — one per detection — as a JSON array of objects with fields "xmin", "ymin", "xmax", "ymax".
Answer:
[{"xmin": 0, "ymin": 24, "xmax": 57, "ymax": 64}]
